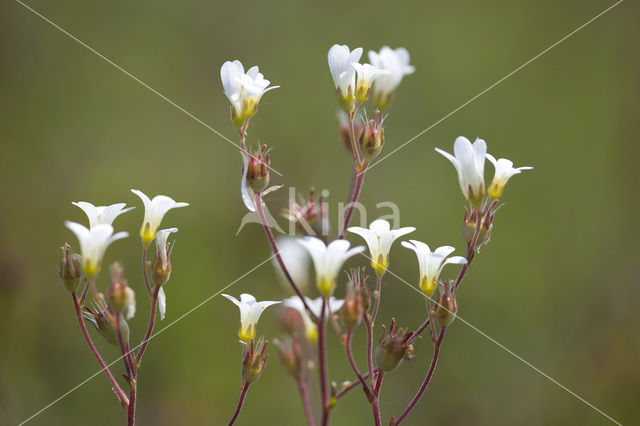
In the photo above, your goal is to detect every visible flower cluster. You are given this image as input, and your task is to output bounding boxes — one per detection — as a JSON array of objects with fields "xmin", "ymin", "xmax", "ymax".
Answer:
[
  {"xmin": 55, "ymin": 40, "xmax": 534, "ymax": 426},
  {"xmin": 59, "ymin": 190, "xmax": 187, "ymax": 419},
  {"xmin": 214, "ymin": 42, "xmax": 533, "ymax": 426}
]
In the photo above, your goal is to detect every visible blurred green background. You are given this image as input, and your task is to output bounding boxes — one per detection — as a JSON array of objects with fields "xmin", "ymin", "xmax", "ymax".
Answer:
[{"xmin": 1, "ymin": 0, "xmax": 638, "ymax": 424}]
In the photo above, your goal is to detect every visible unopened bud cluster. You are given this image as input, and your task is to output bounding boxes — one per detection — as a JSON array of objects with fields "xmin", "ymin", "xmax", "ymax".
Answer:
[{"xmin": 375, "ymin": 318, "xmax": 415, "ymax": 372}]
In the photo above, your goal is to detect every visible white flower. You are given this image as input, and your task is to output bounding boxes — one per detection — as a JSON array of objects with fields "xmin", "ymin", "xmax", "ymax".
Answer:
[
  {"xmin": 123, "ymin": 287, "xmax": 136, "ymax": 320},
  {"xmin": 157, "ymin": 287, "xmax": 166, "ymax": 321},
  {"xmin": 297, "ymin": 236, "xmax": 364, "ymax": 297},
  {"xmin": 282, "ymin": 295, "xmax": 344, "ymax": 341},
  {"xmin": 222, "ymin": 293, "xmax": 280, "ymax": 343},
  {"xmin": 273, "ymin": 238, "xmax": 310, "ymax": 293},
  {"xmin": 348, "ymin": 219, "xmax": 415, "ymax": 277},
  {"xmin": 72, "ymin": 201, "xmax": 134, "ymax": 229},
  {"xmin": 131, "ymin": 189, "xmax": 188, "ymax": 247},
  {"xmin": 221, "ymin": 60, "xmax": 278, "ymax": 125},
  {"xmin": 401, "ymin": 240, "xmax": 467, "ymax": 297},
  {"xmin": 65, "ymin": 222, "xmax": 128, "ymax": 278},
  {"xmin": 435, "ymin": 137, "xmax": 487, "ymax": 206},
  {"xmin": 368, "ymin": 46, "xmax": 415, "ymax": 109},
  {"xmin": 351, "ymin": 62, "xmax": 390, "ymax": 103},
  {"xmin": 328, "ymin": 44, "xmax": 363, "ymax": 104},
  {"xmin": 486, "ymin": 154, "xmax": 533, "ymax": 199},
  {"xmin": 155, "ymin": 227, "xmax": 178, "ymax": 270}
]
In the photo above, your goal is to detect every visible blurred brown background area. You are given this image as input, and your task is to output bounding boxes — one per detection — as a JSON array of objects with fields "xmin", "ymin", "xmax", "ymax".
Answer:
[{"xmin": 1, "ymin": 0, "xmax": 639, "ymax": 424}]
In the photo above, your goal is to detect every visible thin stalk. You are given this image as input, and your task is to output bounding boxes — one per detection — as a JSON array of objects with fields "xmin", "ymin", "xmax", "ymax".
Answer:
[
  {"xmin": 127, "ymin": 384, "xmax": 137, "ymax": 426},
  {"xmin": 71, "ymin": 293, "xmax": 129, "ymax": 406},
  {"xmin": 411, "ymin": 318, "xmax": 431, "ymax": 342},
  {"xmin": 339, "ymin": 166, "xmax": 367, "ymax": 238},
  {"xmin": 335, "ymin": 371, "xmax": 370, "ymax": 401},
  {"xmin": 371, "ymin": 274, "xmax": 383, "ymax": 323},
  {"xmin": 392, "ymin": 327, "xmax": 447, "ymax": 425},
  {"xmin": 135, "ymin": 284, "xmax": 161, "ymax": 365},
  {"xmin": 363, "ymin": 313, "xmax": 375, "ymax": 389},
  {"xmin": 228, "ymin": 383, "xmax": 250, "ymax": 426},
  {"xmin": 344, "ymin": 329, "xmax": 374, "ymax": 401},
  {"xmin": 255, "ymin": 191, "xmax": 318, "ymax": 322},
  {"xmin": 141, "ymin": 246, "xmax": 152, "ymax": 297},
  {"xmin": 372, "ymin": 370, "xmax": 384, "ymax": 426},
  {"xmin": 115, "ymin": 314, "xmax": 133, "ymax": 379},
  {"xmin": 318, "ymin": 299, "xmax": 330, "ymax": 426},
  {"xmin": 296, "ymin": 377, "xmax": 316, "ymax": 426},
  {"xmin": 453, "ymin": 207, "xmax": 482, "ymax": 292}
]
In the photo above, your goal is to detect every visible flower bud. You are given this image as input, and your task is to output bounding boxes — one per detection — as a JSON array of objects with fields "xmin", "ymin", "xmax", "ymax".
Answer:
[
  {"xmin": 341, "ymin": 268, "xmax": 368, "ymax": 328},
  {"xmin": 275, "ymin": 337, "xmax": 303, "ymax": 378},
  {"xmin": 245, "ymin": 145, "xmax": 271, "ymax": 193},
  {"xmin": 374, "ymin": 318, "xmax": 414, "ymax": 372},
  {"xmin": 434, "ymin": 282, "xmax": 458, "ymax": 327},
  {"xmin": 462, "ymin": 207, "xmax": 493, "ymax": 249},
  {"xmin": 283, "ymin": 188, "xmax": 330, "ymax": 238},
  {"xmin": 107, "ymin": 263, "xmax": 136, "ymax": 320},
  {"xmin": 358, "ymin": 110, "xmax": 385, "ymax": 161},
  {"xmin": 84, "ymin": 306, "xmax": 129, "ymax": 346},
  {"xmin": 59, "ymin": 244, "xmax": 82, "ymax": 293},
  {"xmin": 242, "ymin": 337, "xmax": 268, "ymax": 383},
  {"xmin": 151, "ymin": 245, "xmax": 171, "ymax": 288}
]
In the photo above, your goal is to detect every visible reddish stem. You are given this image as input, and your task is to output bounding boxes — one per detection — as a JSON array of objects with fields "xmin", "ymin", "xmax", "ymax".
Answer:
[
  {"xmin": 296, "ymin": 377, "xmax": 316, "ymax": 426},
  {"xmin": 228, "ymin": 383, "xmax": 250, "ymax": 426},
  {"xmin": 392, "ymin": 327, "xmax": 446, "ymax": 425},
  {"xmin": 363, "ymin": 313, "xmax": 375, "ymax": 389},
  {"xmin": 255, "ymin": 191, "xmax": 318, "ymax": 322},
  {"xmin": 372, "ymin": 370, "xmax": 384, "ymax": 426},
  {"xmin": 127, "ymin": 385, "xmax": 137, "ymax": 426},
  {"xmin": 344, "ymin": 329, "xmax": 374, "ymax": 401},
  {"xmin": 339, "ymin": 167, "xmax": 367, "ymax": 238},
  {"xmin": 136, "ymin": 283, "xmax": 160, "ymax": 365},
  {"xmin": 141, "ymin": 246, "xmax": 152, "ymax": 297},
  {"xmin": 318, "ymin": 298, "xmax": 331, "ymax": 426},
  {"xmin": 115, "ymin": 314, "xmax": 133, "ymax": 379},
  {"xmin": 71, "ymin": 292, "xmax": 129, "ymax": 406},
  {"xmin": 453, "ymin": 206, "xmax": 483, "ymax": 292},
  {"xmin": 335, "ymin": 371, "xmax": 371, "ymax": 400}
]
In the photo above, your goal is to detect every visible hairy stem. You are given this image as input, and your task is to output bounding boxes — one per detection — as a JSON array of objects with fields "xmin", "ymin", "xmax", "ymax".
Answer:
[
  {"xmin": 71, "ymin": 293, "xmax": 129, "ymax": 407},
  {"xmin": 344, "ymin": 329, "xmax": 374, "ymax": 401},
  {"xmin": 363, "ymin": 313, "xmax": 375, "ymax": 389},
  {"xmin": 228, "ymin": 383, "xmax": 250, "ymax": 426},
  {"xmin": 141, "ymin": 246, "xmax": 152, "ymax": 297},
  {"xmin": 135, "ymin": 284, "xmax": 160, "ymax": 365},
  {"xmin": 339, "ymin": 167, "xmax": 367, "ymax": 238},
  {"xmin": 318, "ymin": 299, "xmax": 330, "ymax": 426},
  {"xmin": 127, "ymin": 384, "xmax": 137, "ymax": 426},
  {"xmin": 392, "ymin": 327, "xmax": 446, "ymax": 425},
  {"xmin": 335, "ymin": 370, "xmax": 371, "ymax": 401},
  {"xmin": 372, "ymin": 370, "xmax": 384, "ymax": 426},
  {"xmin": 296, "ymin": 377, "xmax": 316, "ymax": 426}
]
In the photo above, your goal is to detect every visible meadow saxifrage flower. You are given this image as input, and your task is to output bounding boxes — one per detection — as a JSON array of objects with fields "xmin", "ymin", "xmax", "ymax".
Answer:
[
  {"xmin": 435, "ymin": 136, "xmax": 487, "ymax": 206},
  {"xmin": 401, "ymin": 240, "xmax": 466, "ymax": 297},
  {"xmin": 131, "ymin": 189, "xmax": 188, "ymax": 247},
  {"xmin": 222, "ymin": 293, "xmax": 280, "ymax": 343},
  {"xmin": 65, "ymin": 221, "xmax": 128, "ymax": 278},
  {"xmin": 72, "ymin": 201, "xmax": 134, "ymax": 229},
  {"xmin": 221, "ymin": 60, "xmax": 279, "ymax": 127},
  {"xmin": 297, "ymin": 236, "xmax": 364, "ymax": 297},
  {"xmin": 348, "ymin": 218, "xmax": 415, "ymax": 277},
  {"xmin": 486, "ymin": 154, "xmax": 533, "ymax": 199}
]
